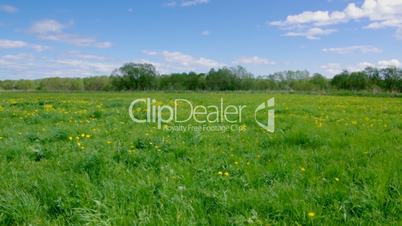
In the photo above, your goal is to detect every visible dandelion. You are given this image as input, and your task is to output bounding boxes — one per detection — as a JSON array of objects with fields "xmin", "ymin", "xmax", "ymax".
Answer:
[
  {"xmin": 44, "ymin": 104, "xmax": 53, "ymax": 112},
  {"xmin": 308, "ymin": 211, "xmax": 316, "ymax": 218},
  {"xmin": 107, "ymin": 141, "xmax": 112, "ymax": 144},
  {"xmin": 239, "ymin": 124, "xmax": 247, "ymax": 132},
  {"xmin": 85, "ymin": 134, "xmax": 91, "ymax": 138},
  {"xmin": 223, "ymin": 172, "xmax": 230, "ymax": 177},
  {"xmin": 234, "ymin": 161, "xmax": 239, "ymax": 165},
  {"xmin": 81, "ymin": 133, "xmax": 85, "ymax": 138},
  {"xmin": 300, "ymin": 167, "xmax": 306, "ymax": 172},
  {"xmin": 335, "ymin": 177, "xmax": 340, "ymax": 182},
  {"xmin": 77, "ymin": 142, "xmax": 81, "ymax": 147},
  {"xmin": 68, "ymin": 136, "xmax": 73, "ymax": 141},
  {"xmin": 217, "ymin": 171, "xmax": 223, "ymax": 176}
]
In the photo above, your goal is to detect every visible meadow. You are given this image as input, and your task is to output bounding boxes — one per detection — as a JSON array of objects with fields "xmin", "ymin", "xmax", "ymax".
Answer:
[{"xmin": 0, "ymin": 92, "xmax": 401, "ymax": 225}]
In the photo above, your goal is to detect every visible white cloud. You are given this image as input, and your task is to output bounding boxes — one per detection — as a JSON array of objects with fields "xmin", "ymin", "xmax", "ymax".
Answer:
[
  {"xmin": 285, "ymin": 27, "xmax": 337, "ymax": 40},
  {"xmin": 0, "ymin": 52, "xmax": 119, "ymax": 79},
  {"xmin": 321, "ymin": 63, "xmax": 343, "ymax": 76},
  {"xmin": 0, "ymin": 39, "xmax": 48, "ymax": 52},
  {"xmin": 270, "ymin": 0, "xmax": 402, "ymax": 39},
  {"xmin": 0, "ymin": 4, "xmax": 18, "ymax": 13},
  {"xmin": 29, "ymin": 19, "xmax": 112, "ymax": 48},
  {"xmin": 167, "ymin": 0, "xmax": 209, "ymax": 7},
  {"xmin": 65, "ymin": 51, "xmax": 108, "ymax": 61},
  {"xmin": 29, "ymin": 19, "xmax": 64, "ymax": 34},
  {"xmin": 233, "ymin": 56, "xmax": 275, "ymax": 65},
  {"xmin": 201, "ymin": 30, "xmax": 211, "ymax": 36},
  {"xmin": 51, "ymin": 59, "xmax": 116, "ymax": 75},
  {"xmin": 141, "ymin": 50, "xmax": 222, "ymax": 73},
  {"xmin": 321, "ymin": 59, "xmax": 401, "ymax": 76},
  {"xmin": 161, "ymin": 51, "xmax": 220, "ymax": 68},
  {"xmin": 322, "ymin": 45, "xmax": 382, "ymax": 54},
  {"xmin": 378, "ymin": 59, "xmax": 401, "ymax": 68},
  {"xmin": 142, "ymin": 50, "xmax": 158, "ymax": 56},
  {"xmin": 181, "ymin": 0, "xmax": 209, "ymax": 7}
]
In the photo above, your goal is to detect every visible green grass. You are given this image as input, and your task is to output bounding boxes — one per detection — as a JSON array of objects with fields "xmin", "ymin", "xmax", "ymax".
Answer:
[{"xmin": 0, "ymin": 92, "xmax": 401, "ymax": 225}]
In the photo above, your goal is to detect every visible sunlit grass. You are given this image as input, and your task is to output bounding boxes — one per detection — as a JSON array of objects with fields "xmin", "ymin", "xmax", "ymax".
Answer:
[{"xmin": 0, "ymin": 92, "xmax": 401, "ymax": 225}]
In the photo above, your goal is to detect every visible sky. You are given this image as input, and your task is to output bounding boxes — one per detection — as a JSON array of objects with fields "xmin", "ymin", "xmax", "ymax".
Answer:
[{"xmin": 0, "ymin": 0, "xmax": 402, "ymax": 79}]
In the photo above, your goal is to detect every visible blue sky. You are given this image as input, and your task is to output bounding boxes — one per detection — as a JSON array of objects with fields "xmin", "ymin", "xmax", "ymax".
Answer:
[{"xmin": 0, "ymin": 0, "xmax": 401, "ymax": 79}]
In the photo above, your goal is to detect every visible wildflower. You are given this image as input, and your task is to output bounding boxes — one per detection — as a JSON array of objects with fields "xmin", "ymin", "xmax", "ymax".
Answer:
[
  {"xmin": 0, "ymin": 136, "xmax": 3, "ymax": 140},
  {"xmin": 107, "ymin": 141, "xmax": 112, "ymax": 144},
  {"xmin": 77, "ymin": 142, "xmax": 81, "ymax": 147},
  {"xmin": 239, "ymin": 124, "xmax": 247, "ymax": 132},
  {"xmin": 44, "ymin": 104, "xmax": 53, "ymax": 111},
  {"xmin": 223, "ymin": 172, "xmax": 230, "ymax": 177},
  {"xmin": 217, "ymin": 171, "xmax": 223, "ymax": 176},
  {"xmin": 234, "ymin": 161, "xmax": 239, "ymax": 165},
  {"xmin": 68, "ymin": 136, "xmax": 73, "ymax": 141},
  {"xmin": 300, "ymin": 167, "xmax": 306, "ymax": 172},
  {"xmin": 81, "ymin": 133, "xmax": 85, "ymax": 138},
  {"xmin": 308, "ymin": 211, "xmax": 316, "ymax": 218},
  {"xmin": 85, "ymin": 134, "xmax": 91, "ymax": 138},
  {"xmin": 335, "ymin": 177, "xmax": 340, "ymax": 182}
]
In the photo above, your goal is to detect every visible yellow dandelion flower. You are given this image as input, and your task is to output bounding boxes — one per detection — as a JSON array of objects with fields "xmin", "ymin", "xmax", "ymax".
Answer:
[
  {"xmin": 308, "ymin": 212, "xmax": 316, "ymax": 218},
  {"xmin": 81, "ymin": 133, "xmax": 85, "ymax": 137},
  {"xmin": 335, "ymin": 177, "xmax": 340, "ymax": 182},
  {"xmin": 85, "ymin": 134, "xmax": 91, "ymax": 138},
  {"xmin": 239, "ymin": 124, "xmax": 247, "ymax": 132},
  {"xmin": 68, "ymin": 136, "xmax": 73, "ymax": 141},
  {"xmin": 223, "ymin": 172, "xmax": 230, "ymax": 177},
  {"xmin": 44, "ymin": 104, "xmax": 53, "ymax": 112},
  {"xmin": 300, "ymin": 167, "xmax": 306, "ymax": 172},
  {"xmin": 217, "ymin": 171, "xmax": 223, "ymax": 176},
  {"xmin": 234, "ymin": 161, "xmax": 239, "ymax": 165},
  {"xmin": 107, "ymin": 141, "xmax": 112, "ymax": 144},
  {"xmin": 77, "ymin": 142, "xmax": 81, "ymax": 146}
]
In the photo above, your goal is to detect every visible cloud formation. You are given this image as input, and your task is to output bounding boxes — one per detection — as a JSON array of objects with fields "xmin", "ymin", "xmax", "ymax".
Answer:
[
  {"xmin": 285, "ymin": 27, "xmax": 337, "ymax": 40},
  {"xmin": 322, "ymin": 45, "xmax": 382, "ymax": 54},
  {"xmin": 0, "ymin": 4, "xmax": 18, "ymax": 13},
  {"xmin": 233, "ymin": 56, "xmax": 275, "ymax": 65},
  {"xmin": 0, "ymin": 39, "xmax": 47, "ymax": 52},
  {"xmin": 0, "ymin": 52, "xmax": 118, "ymax": 79},
  {"xmin": 167, "ymin": 0, "xmax": 209, "ymax": 7},
  {"xmin": 142, "ymin": 50, "xmax": 222, "ymax": 73},
  {"xmin": 29, "ymin": 19, "xmax": 112, "ymax": 48},
  {"xmin": 270, "ymin": 0, "xmax": 402, "ymax": 40},
  {"xmin": 321, "ymin": 58, "xmax": 401, "ymax": 76}
]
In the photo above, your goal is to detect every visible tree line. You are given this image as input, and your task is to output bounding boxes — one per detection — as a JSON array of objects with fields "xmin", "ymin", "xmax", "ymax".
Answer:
[{"xmin": 1, "ymin": 63, "xmax": 401, "ymax": 92}]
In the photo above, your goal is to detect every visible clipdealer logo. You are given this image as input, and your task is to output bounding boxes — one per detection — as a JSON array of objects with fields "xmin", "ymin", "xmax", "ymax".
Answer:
[{"xmin": 128, "ymin": 98, "xmax": 274, "ymax": 132}]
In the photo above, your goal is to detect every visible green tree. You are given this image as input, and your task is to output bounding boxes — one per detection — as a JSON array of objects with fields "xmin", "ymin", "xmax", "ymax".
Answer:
[{"xmin": 111, "ymin": 63, "xmax": 158, "ymax": 90}]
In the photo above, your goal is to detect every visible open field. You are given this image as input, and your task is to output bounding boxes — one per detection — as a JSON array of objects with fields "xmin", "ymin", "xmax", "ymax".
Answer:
[{"xmin": 0, "ymin": 92, "xmax": 401, "ymax": 225}]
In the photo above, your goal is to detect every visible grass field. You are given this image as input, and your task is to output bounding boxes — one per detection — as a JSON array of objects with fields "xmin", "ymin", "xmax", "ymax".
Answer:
[{"xmin": 0, "ymin": 92, "xmax": 401, "ymax": 225}]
